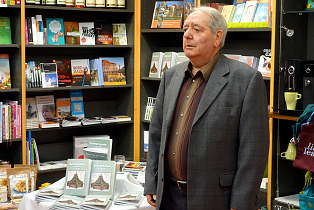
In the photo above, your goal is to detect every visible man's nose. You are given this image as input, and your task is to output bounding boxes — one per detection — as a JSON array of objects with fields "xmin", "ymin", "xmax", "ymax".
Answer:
[{"xmin": 183, "ymin": 28, "xmax": 192, "ymax": 39}]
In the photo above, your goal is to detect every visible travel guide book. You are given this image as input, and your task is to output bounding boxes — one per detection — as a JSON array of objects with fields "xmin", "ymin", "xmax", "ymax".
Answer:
[
  {"xmin": 99, "ymin": 57, "xmax": 126, "ymax": 85},
  {"xmin": 71, "ymin": 59, "xmax": 90, "ymax": 86},
  {"xmin": 70, "ymin": 90, "xmax": 85, "ymax": 118},
  {"xmin": 64, "ymin": 21, "xmax": 80, "ymax": 45},
  {"xmin": 0, "ymin": 54, "xmax": 11, "ymax": 89}
]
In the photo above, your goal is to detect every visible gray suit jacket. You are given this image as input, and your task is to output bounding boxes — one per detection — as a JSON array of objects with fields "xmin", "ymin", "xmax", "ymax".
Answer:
[{"xmin": 144, "ymin": 54, "xmax": 269, "ymax": 210}]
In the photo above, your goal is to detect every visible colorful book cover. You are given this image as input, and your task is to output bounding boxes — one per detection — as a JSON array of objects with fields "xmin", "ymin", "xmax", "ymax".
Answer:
[
  {"xmin": 99, "ymin": 57, "xmax": 126, "ymax": 85},
  {"xmin": 55, "ymin": 59, "xmax": 72, "ymax": 87},
  {"xmin": 56, "ymin": 98, "xmax": 71, "ymax": 120},
  {"xmin": 71, "ymin": 59, "xmax": 90, "ymax": 86},
  {"xmin": 64, "ymin": 21, "xmax": 80, "ymax": 45},
  {"xmin": 95, "ymin": 21, "xmax": 113, "ymax": 45},
  {"xmin": 64, "ymin": 159, "xmax": 92, "ymax": 197},
  {"xmin": 0, "ymin": 54, "xmax": 11, "ymax": 89},
  {"xmin": 0, "ymin": 17, "xmax": 12, "ymax": 44},
  {"xmin": 183, "ymin": 0, "xmax": 195, "ymax": 22},
  {"xmin": 70, "ymin": 90, "xmax": 84, "ymax": 118},
  {"xmin": 35, "ymin": 95, "xmax": 56, "ymax": 122},
  {"xmin": 46, "ymin": 18, "xmax": 65, "ymax": 45},
  {"xmin": 88, "ymin": 160, "xmax": 116, "ymax": 198},
  {"xmin": 253, "ymin": 3, "xmax": 269, "ymax": 22},
  {"xmin": 232, "ymin": 3, "xmax": 246, "ymax": 23},
  {"xmin": 222, "ymin": 5, "xmax": 236, "ymax": 23},
  {"xmin": 89, "ymin": 59, "xmax": 99, "ymax": 86},
  {"xmin": 233, "ymin": 0, "xmax": 246, "ymax": 6},
  {"xmin": 161, "ymin": 52, "xmax": 177, "ymax": 77},
  {"xmin": 151, "ymin": 1, "xmax": 184, "ymax": 28},
  {"xmin": 240, "ymin": 1, "xmax": 258, "ymax": 23},
  {"xmin": 151, "ymin": 1, "xmax": 163, "ymax": 28},
  {"xmin": 112, "ymin": 23, "xmax": 127, "ymax": 45},
  {"xmin": 79, "ymin": 22, "xmax": 95, "ymax": 45},
  {"xmin": 40, "ymin": 63, "xmax": 58, "ymax": 88}
]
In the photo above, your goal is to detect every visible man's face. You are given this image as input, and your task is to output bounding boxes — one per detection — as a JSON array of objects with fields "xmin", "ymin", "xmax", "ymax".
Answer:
[{"xmin": 183, "ymin": 11, "xmax": 221, "ymax": 64}]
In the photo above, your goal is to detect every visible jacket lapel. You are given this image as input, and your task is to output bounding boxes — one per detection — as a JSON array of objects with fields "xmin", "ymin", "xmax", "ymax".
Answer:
[{"xmin": 192, "ymin": 54, "xmax": 229, "ymax": 126}]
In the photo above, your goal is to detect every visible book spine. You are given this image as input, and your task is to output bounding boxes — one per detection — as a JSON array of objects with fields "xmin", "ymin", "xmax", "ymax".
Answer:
[
  {"xmin": 0, "ymin": 102, "xmax": 2, "ymax": 143},
  {"xmin": 36, "ymin": 15, "xmax": 44, "ymax": 45},
  {"xmin": 18, "ymin": 105, "xmax": 22, "ymax": 138},
  {"xmin": 2, "ymin": 107, "xmax": 5, "ymax": 140},
  {"xmin": 8, "ymin": 105, "xmax": 11, "ymax": 140},
  {"xmin": 31, "ymin": 16, "xmax": 38, "ymax": 45},
  {"xmin": 25, "ymin": 19, "xmax": 29, "ymax": 45},
  {"xmin": 12, "ymin": 104, "xmax": 16, "ymax": 139},
  {"xmin": 27, "ymin": 17, "xmax": 33, "ymax": 45}
]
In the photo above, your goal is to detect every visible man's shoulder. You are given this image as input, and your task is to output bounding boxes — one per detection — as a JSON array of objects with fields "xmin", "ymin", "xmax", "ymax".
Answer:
[{"xmin": 224, "ymin": 56, "xmax": 259, "ymax": 77}]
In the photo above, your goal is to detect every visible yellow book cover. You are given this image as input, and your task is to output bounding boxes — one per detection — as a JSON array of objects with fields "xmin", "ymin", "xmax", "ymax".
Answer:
[{"xmin": 222, "ymin": 5, "xmax": 236, "ymax": 23}]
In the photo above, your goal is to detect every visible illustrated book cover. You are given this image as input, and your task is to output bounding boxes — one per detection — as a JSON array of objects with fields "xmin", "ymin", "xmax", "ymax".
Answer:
[
  {"xmin": 71, "ymin": 59, "xmax": 90, "ymax": 86},
  {"xmin": 64, "ymin": 159, "xmax": 92, "ymax": 197},
  {"xmin": 160, "ymin": 52, "xmax": 177, "ymax": 77},
  {"xmin": 112, "ymin": 23, "xmax": 127, "ymax": 45},
  {"xmin": 40, "ymin": 63, "xmax": 58, "ymax": 88},
  {"xmin": 98, "ymin": 57, "xmax": 126, "ymax": 85},
  {"xmin": 240, "ymin": 0, "xmax": 258, "ymax": 23},
  {"xmin": 51, "ymin": 194, "xmax": 84, "ymax": 209},
  {"xmin": 64, "ymin": 21, "xmax": 80, "ymax": 45},
  {"xmin": 80, "ymin": 195, "xmax": 112, "ymax": 210},
  {"xmin": 46, "ymin": 18, "xmax": 65, "ymax": 45},
  {"xmin": 55, "ymin": 59, "xmax": 72, "ymax": 87},
  {"xmin": 89, "ymin": 59, "xmax": 100, "ymax": 86},
  {"xmin": 221, "ymin": 5, "xmax": 236, "ymax": 23},
  {"xmin": 232, "ymin": 3, "xmax": 246, "ymax": 23},
  {"xmin": 79, "ymin": 22, "xmax": 95, "ymax": 45},
  {"xmin": 114, "ymin": 191, "xmax": 144, "ymax": 207},
  {"xmin": 0, "ymin": 54, "xmax": 11, "ymax": 89},
  {"xmin": 73, "ymin": 135, "xmax": 110, "ymax": 159},
  {"xmin": 95, "ymin": 21, "xmax": 113, "ymax": 45},
  {"xmin": 56, "ymin": 98, "xmax": 71, "ymax": 120},
  {"xmin": 149, "ymin": 52, "xmax": 164, "ymax": 78},
  {"xmin": 0, "ymin": 17, "xmax": 12, "ymax": 44},
  {"xmin": 35, "ymin": 95, "xmax": 56, "ymax": 122},
  {"xmin": 253, "ymin": 3, "xmax": 269, "ymax": 22},
  {"xmin": 26, "ymin": 97, "xmax": 39, "ymax": 129},
  {"xmin": 70, "ymin": 90, "xmax": 84, "ymax": 118}
]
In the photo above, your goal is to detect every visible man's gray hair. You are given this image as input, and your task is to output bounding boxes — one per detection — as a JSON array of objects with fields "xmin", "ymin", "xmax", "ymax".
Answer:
[{"xmin": 193, "ymin": 6, "xmax": 228, "ymax": 48}]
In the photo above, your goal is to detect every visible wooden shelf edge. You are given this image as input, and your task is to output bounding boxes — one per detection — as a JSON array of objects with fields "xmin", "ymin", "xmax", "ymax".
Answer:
[
  {"xmin": 141, "ymin": 76, "xmax": 161, "ymax": 81},
  {"xmin": 26, "ymin": 84, "xmax": 133, "ymax": 92},
  {"xmin": 25, "ymin": 44, "xmax": 133, "ymax": 48},
  {"xmin": 141, "ymin": 27, "xmax": 271, "ymax": 33},
  {"xmin": 0, "ymin": 88, "xmax": 21, "ymax": 92},
  {"xmin": 0, "ymin": 44, "xmax": 20, "ymax": 48},
  {"xmin": 268, "ymin": 112, "xmax": 299, "ymax": 121},
  {"xmin": 25, "ymin": 5, "xmax": 133, "ymax": 13}
]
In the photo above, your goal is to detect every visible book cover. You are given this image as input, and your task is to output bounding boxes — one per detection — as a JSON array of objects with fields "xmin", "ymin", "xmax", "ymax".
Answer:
[
  {"xmin": 56, "ymin": 98, "xmax": 71, "ymax": 120},
  {"xmin": 73, "ymin": 135, "xmax": 110, "ymax": 159},
  {"xmin": 221, "ymin": 5, "xmax": 236, "ymax": 23},
  {"xmin": 51, "ymin": 194, "xmax": 84, "ymax": 209},
  {"xmin": 112, "ymin": 23, "xmax": 127, "ymax": 45},
  {"xmin": 0, "ymin": 17, "xmax": 12, "ymax": 44},
  {"xmin": 176, "ymin": 52, "xmax": 189, "ymax": 64},
  {"xmin": 55, "ymin": 59, "xmax": 72, "ymax": 87},
  {"xmin": 79, "ymin": 22, "xmax": 95, "ymax": 45},
  {"xmin": 253, "ymin": 3, "xmax": 268, "ymax": 22},
  {"xmin": 40, "ymin": 63, "xmax": 58, "ymax": 88},
  {"xmin": 89, "ymin": 59, "xmax": 100, "ymax": 86},
  {"xmin": 114, "ymin": 192, "xmax": 144, "ymax": 207},
  {"xmin": 95, "ymin": 21, "xmax": 113, "ymax": 45},
  {"xmin": 88, "ymin": 160, "xmax": 116, "ymax": 197},
  {"xmin": 0, "ymin": 54, "xmax": 11, "ymax": 89},
  {"xmin": 233, "ymin": 0, "xmax": 246, "ymax": 6},
  {"xmin": 160, "ymin": 52, "xmax": 177, "ymax": 77},
  {"xmin": 183, "ymin": 0, "xmax": 195, "ymax": 22},
  {"xmin": 46, "ymin": 18, "xmax": 65, "ymax": 45},
  {"xmin": 81, "ymin": 195, "xmax": 112, "ymax": 209},
  {"xmin": 71, "ymin": 59, "xmax": 90, "ymax": 86},
  {"xmin": 162, "ymin": 1, "xmax": 184, "ymax": 28},
  {"xmin": 64, "ymin": 21, "xmax": 80, "ymax": 45},
  {"xmin": 99, "ymin": 57, "xmax": 126, "ymax": 85},
  {"xmin": 240, "ymin": 1, "xmax": 258, "ymax": 23},
  {"xmin": 149, "ymin": 52, "xmax": 164, "ymax": 78},
  {"xmin": 151, "ymin": 1, "xmax": 164, "ymax": 28},
  {"xmin": 35, "ymin": 95, "xmax": 56, "ymax": 122},
  {"xmin": 83, "ymin": 138, "xmax": 113, "ymax": 161},
  {"xmin": 70, "ymin": 90, "xmax": 84, "ymax": 118},
  {"xmin": 257, "ymin": 48, "xmax": 271, "ymax": 78},
  {"xmin": 232, "ymin": 3, "xmax": 246, "ymax": 23},
  {"xmin": 64, "ymin": 159, "xmax": 92, "ymax": 197},
  {"xmin": 239, "ymin": 55, "xmax": 259, "ymax": 69}
]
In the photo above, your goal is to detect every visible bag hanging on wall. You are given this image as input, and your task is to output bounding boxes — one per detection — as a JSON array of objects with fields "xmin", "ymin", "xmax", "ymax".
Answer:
[{"xmin": 293, "ymin": 111, "xmax": 314, "ymax": 172}]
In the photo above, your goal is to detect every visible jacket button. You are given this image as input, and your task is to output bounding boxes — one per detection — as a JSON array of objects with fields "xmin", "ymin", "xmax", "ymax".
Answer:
[{"xmin": 161, "ymin": 178, "xmax": 164, "ymax": 182}]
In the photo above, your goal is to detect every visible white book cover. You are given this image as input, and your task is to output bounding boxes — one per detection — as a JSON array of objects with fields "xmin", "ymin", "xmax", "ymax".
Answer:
[
  {"xmin": 79, "ymin": 22, "xmax": 95, "ymax": 45},
  {"xmin": 26, "ymin": 98, "xmax": 39, "ymax": 129},
  {"xmin": 160, "ymin": 52, "xmax": 177, "ymax": 77},
  {"xmin": 40, "ymin": 63, "xmax": 58, "ymax": 88},
  {"xmin": 176, "ymin": 52, "xmax": 189, "ymax": 64},
  {"xmin": 149, "ymin": 52, "xmax": 164, "ymax": 78},
  {"xmin": 31, "ymin": 16, "xmax": 38, "ymax": 45},
  {"xmin": 35, "ymin": 95, "xmax": 56, "ymax": 122},
  {"xmin": 73, "ymin": 135, "xmax": 110, "ymax": 159},
  {"xmin": 240, "ymin": 1, "xmax": 258, "ymax": 23},
  {"xmin": 112, "ymin": 23, "xmax": 127, "ymax": 45}
]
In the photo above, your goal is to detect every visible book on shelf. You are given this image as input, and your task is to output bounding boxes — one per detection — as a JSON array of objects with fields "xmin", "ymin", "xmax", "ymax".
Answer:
[
  {"xmin": 2, "ymin": 104, "xmax": 9, "ymax": 140},
  {"xmin": 55, "ymin": 60, "xmax": 72, "ymax": 87},
  {"xmin": 81, "ymin": 117, "xmax": 102, "ymax": 125},
  {"xmin": 176, "ymin": 52, "xmax": 189, "ymax": 64},
  {"xmin": 233, "ymin": 0, "xmax": 246, "ymax": 6},
  {"xmin": 161, "ymin": 52, "xmax": 177, "ymax": 77},
  {"xmin": 240, "ymin": 0, "xmax": 258, "ymax": 23},
  {"xmin": 35, "ymin": 95, "xmax": 59, "ymax": 128},
  {"xmin": 111, "ymin": 115, "xmax": 131, "ymax": 122},
  {"xmin": 95, "ymin": 21, "xmax": 113, "ymax": 45},
  {"xmin": 64, "ymin": 21, "xmax": 80, "ymax": 45},
  {"xmin": 71, "ymin": 59, "xmax": 90, "ymax": 86},
  {"xmin": 112, "ymin": 23, "xmax": 127, "ymax": 45},
  {"xmin": 149, "ymin": 52, "xmax": 164, "ymax": 78},
  {"xmin": 183, "ymin": 0, "xmax": 195, "ymax": 23},
  {"xmin": 0, "ymin": 54, "xmax": 11, "ymax": 89},
  {"xmin": 0, "ymin": 17, "xmax": 12, "ymax": 44},
  {"xmin": 64, "ymin": 159, "xmax": 92, "ymax": 197},
  {"xmin": 60, "ymin": 116, "xmax": 82, "ymax": 127},
  {"xmin": 253, "ymin": 2, "xmax": 268, "ymax": 22},
  {"xmin": 101, "ymin": 117, "xmax": 119, "ymax": 124},
  {"xmin": 3, "ymin": 100, "xmax": 19, "ymax": 139},
  {"xmin": 151, "ymin": 1, "xmax": 164, "ymax": 28},
  {"xmin": 221, "ymin": 5, "xmax": 236, "ymax": 23},
  {"xmin": 99, "ymin": 57, "xmax": 126, "ymax": 85},
  {"xmin": 83, "ymin": 138, "xmax": 113, "ymax": 161},
  {"xmin": 40, "ymin": 63, "xmax": 58, "ymax": 88},
  {"xmin": 73, "ymin": 135, "xmax": 110, "ymax": 159},
  {"xmin": 144, "ymin": 130, "xmax": 149, "ymax": 154},
  {"xmin": 56, "ymin": 98, "xmax": 71, "ymax": 120},
  {"xmin": 144, "ymin": 97, "xmax": 156, "ymax": 121},
  {"xmin": 79, "ymin": 22, "xmax": 95, "ymax": 45},
  {"xmin": 46, "ymin": 18, "xmax": 65, "ymax": 45},
  {"xmin": 89, "ymin": 60, "xmax": 100, "ymax": 86},
  {"xmin": 35, "ymin": 15, "xmax": 44, "ymax": 45},
  {"xmin": 224, "ymin": 54, "xmax": 242, "ymax": 61},
  {"xmin": 70, "ymin": 90, "xmax": 85, "ymax": 118},
  {"xmin": 81, "ymin": 195, "xmax": 112, "ymax": 210},
  {"xmin": 239, "ymin": 55, "xmax": 259, "ymax": 69},
  {"xmin": 257, "ymin": 48, "xmax": 271, "ymax": 78},
  {"xmin": 114, "ymin": 191, "xmax": 144, "ymax": 207},
  {"xmin": 38, "ymin": 120, "xmax": 60, "ymax": 128},
  {"xmin": 231, "ymin": 2, "xmax": 246, "ymax": 23}
]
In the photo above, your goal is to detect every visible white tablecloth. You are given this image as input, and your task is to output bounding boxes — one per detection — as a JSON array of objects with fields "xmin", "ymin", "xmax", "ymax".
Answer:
[{"xmin": 19, "ymin": 172, "xmax": 155, "ymax": 210}]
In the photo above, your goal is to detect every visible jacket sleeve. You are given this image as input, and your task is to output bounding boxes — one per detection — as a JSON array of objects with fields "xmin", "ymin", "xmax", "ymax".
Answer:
[
  {"xmin": 230, "ymin": 71, "xmax": 269, "ymax": 210},
  {"xmin": 144, "ymin": 73, "xmax": 166, "ymax": 195}
]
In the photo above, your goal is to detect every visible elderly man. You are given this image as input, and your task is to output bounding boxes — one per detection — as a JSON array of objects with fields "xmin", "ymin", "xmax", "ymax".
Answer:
[{"xmin": 144, "ymin": 6, "xmax": 269, "ymax": 210}]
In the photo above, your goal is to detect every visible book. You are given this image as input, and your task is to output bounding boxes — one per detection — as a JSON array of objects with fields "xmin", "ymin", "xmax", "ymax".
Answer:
[
  {"xmin": 112, "ymin": 23, "xmax": 127, "ymax": 45},
  {"xmin": 39, "ymin": 120, "xmax": 60, "ymax": 128},
  {"xmin": 35, "ymin": 95, "xmax": 57, "ymax": 122},
  {"xmin": 83, "ymin": 138, "xmax": 113, "ymax": 161},
  {"xmin": 46, "ymin": 18, "xmax": 65, "ymax": 45},
  {"xmin": 176, "ymin": 52, "xmax": 189, "ymax": 64},
  {"xmin": 114, "ymin": 191, "xmax": 144, "ymax": 207},
  {"xmin": 79, "ymin": 22, "xmax": 95, "ymax": 45},
  {"xmin": 160, "ymin": 52, "xmax": 177, "ymax": 77},
  {"xmin": 253, "ymin": 3, "xmax": 268, "ymax": 22},
  {"xmin": 71, "ymin": 59, "xmax": 90, "ymax": 86},
  {"xmin": 64, "ymin": 21, "xmax": 80, "ymax": 45},
  {"xmin": 111, "ymin": 115, "xmax": 131, "ymax": 121},
  {"xmin": 0, "ymin": 54, "xmax": 11, "ymax": 89},
  {"xmin": 0, "ymin": 17, "xmax": 12, "ymax": 44},
  {"xmin": 55, "ymin": 60, "xmax": 72, "ymax": 87},
  {"xmin": 64, "ymin": 159, "xmax": 92, "ymax": 197},
  {"xmin": 183, "ymin": 0, "xmax": 195, "ymax": 22},
  {"xmin": 70, "ymin": 90, "xmax": 84, "ymax": 118},
  {"xmin": 149, "ymin": 52, "xmax": 164, "ymax": 78},
  {"xmin": 35, "ymin": 15, "xmax": 44, "ymax": 45},
  {"xmin": 221, "ymin": 5, "xmax": 236, "ymax": 23},
  {"xmin": 51, "ymin": 194, "xmax": 84, "ymax": 209},
  {"xmin": 99, "ymin": 57, "xmax": 126, "ymax": 85},
  {"xmin": 89, "ymin": 59, "xmax": 100, "ymax": 86},
  {"xmin": 60, "ymin": 116, "xmax": 82, "ymax": 127},
  {"xmin": 240, "ymin": 0, "xmax": 258, "ymax": 23},
  {"xmin": 233, "ymin": 0, "xmax": 246, "ymax": 6},
  {"xmin": 257, "ymin": 48, "xmax": 271, "ymax": 78},
  {"xmin": 224, "ymin": 54, "xmax": 242, "ymax": 61},
  {"xmin": 88, "ymin": 160, "xmax": 116, "ymax": 198},
  {"xmin": 239, "ymin": 55, "xmax": 259, "ymax": 69},
  {"xmin": 35, "ymin": 187, "xmax": 63, "ymax": 203},
  {"xmin": 232, "ymin": 3, "xmax": 246, "ymax": 23},
  {"xmin": 81, "ymin": 117, "xmax": 102, "ymax": 125},
  {"xmin": 80, "ymin": 195, "xmax": 112, "ymax": 210},
  {"xmin": 151, "ymin": 1, "xmax": 165, "ymax": 28},
  {"xmin": 95, "ymin": 21, "xmax": 113, "ymax": 45},
  {"xmin": 73, "ymin": 135, "xmax": 110, "ymax": 159},
  {"xmin": 56, "ymin": 98, "xmax": 71, "ymax": 120},
  {"xmin": 144, "ymin": 97, "xmax": 156, "ymax": 121},
  {"xmin": 40, "ymin": 63, "xmax": 58, "ymax": 88}
]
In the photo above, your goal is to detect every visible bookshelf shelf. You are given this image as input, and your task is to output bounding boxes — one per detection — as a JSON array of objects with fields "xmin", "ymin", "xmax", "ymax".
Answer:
[
  {"xmin": 0, "ymin": 44, "xmax": 20, "ymax": 48},
  {"xmin": 25, "ymin": 45, "xmax": 133, "ymax": 49},
  {"xmin": 268, "ymin": 112, "xmax": 299, "ymax": 121},
  {"xmin": 0, "ymin": 88, "xmax": 20, "ymax": 93},
  {"xmin": 283, "ymin": 10, "xmax": 314, "ymax": 15},
  {"xmin": 38, "ymin": 167, "xmax": 66, "ymax": 174},
  {"xmin": 25, "ymin": 5, "xmax": 133, "ymax": 13},
  {"xmin": 141, "ymin": 76, "xmax": 161, "ymax": 82},
  {"xmin": 141, "ymin": 28, "xmax": 271, "ymax": 33},
  {"xmin": 0, "ymin": 138, "xmax": 22, "ymax": 143},
  {"xmin": 0, "ymin": 5, "xmax": 21, "ymax": 8},
  {"xmin": 26, "ymin": 84, "xmax": 133, "ymax": 92}
]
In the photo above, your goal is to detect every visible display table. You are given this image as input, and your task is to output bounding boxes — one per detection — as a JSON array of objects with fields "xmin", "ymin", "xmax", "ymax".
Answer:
[{"xmin": 19, "ymin": 173, "xmax": 154, "ymax": 210}]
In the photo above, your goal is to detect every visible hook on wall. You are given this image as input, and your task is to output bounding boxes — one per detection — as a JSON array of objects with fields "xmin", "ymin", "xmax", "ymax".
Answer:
[{"xmin": 281, "ymin": 26, "xmax": 294, "ymax": 37}]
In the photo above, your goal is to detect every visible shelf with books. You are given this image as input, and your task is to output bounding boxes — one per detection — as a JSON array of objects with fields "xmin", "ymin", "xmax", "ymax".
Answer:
[
  {"xmin": 142, "ymin": 27, "xmax": 272, "ymax": 33},
  {"xmin": 26, "ymin": 84, "xmax": 133, "ymax": 92},
  {"xmin": 25, "ymin": 45, "xmax": 133, "ymax": 49},
  {"xmin": 0, "ymin": 88, "xmax": 20, "ymax": 92},
  {"xmin": 0, "ymin": 44, "xmax": 20, "ymax": 48},
  {"xmin": 25, "ymin": 5, "xmax": 134, "ymax": 13}
]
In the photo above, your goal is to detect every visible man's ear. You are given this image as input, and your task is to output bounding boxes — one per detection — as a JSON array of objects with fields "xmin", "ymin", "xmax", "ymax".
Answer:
[{"xmin": 215, "ymin": 30, "xmax": 223, "ymax": 48}]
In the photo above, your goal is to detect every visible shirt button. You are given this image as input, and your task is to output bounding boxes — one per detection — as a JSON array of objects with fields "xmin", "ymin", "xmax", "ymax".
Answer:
[
  {"xmin": 176, "ymin": 131, "xmax": 179, "ymax": 135},
  {"xmin": 186, "ymin": 96, "xmax": 190, "ymax": 99},
  {"xmin": 192, "ymin": 80, "xmax": 195, "ymax": 83},
  {"xmin": 180, "ymin": 113, "xmax": 184, "ymax": 117},
  {"xmin": 173, "ymin": 152, "xmax": 176, "ymax": 155}
]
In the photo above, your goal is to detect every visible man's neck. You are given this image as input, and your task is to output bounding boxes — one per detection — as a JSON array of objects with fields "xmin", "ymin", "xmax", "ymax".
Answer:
[{"xmin": 191, "ymin": 51, "xmax": 220, "ymax": 75}]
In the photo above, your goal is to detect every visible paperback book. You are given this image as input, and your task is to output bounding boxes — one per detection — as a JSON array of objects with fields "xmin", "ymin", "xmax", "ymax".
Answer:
[
  {"xmin": 55, "ymin": 60, "xmax": 72, "ymax": 87},
  {"xmin": 83, "ymin": 138, "xmax": 113, "ymax": 161},
  {"xmin": 95, "ymin": 21, "xmax": 113, "ymax": 45},
  {"xmin": 112, "ymin": 23, "xmax": 127, "ymax": 45},
  {"xmin": 232, "ymin": 3, "xmax": 246, "ymax": 23},
  {"xmin": 26, "ymin": 98, "xmax": 39, "ymax": 129},
  {"xmin": 160, "ymin": 52, "xmax": 177, "ymax": 77},
  {"xmin": 240, "ymin": 1, "xmax": 258, "ymax": 23},
  {"xmin": 56, "ymin": 98, "xmax": 71, "ymax": 120},
  {"xmin": 70, "ymin": 90, "xmax": 85, "ymax": 118},
  {"xmin": 0, "ymin": 17, "xmax": 12, "ymax": 44},
  {"xmin": 50, "ymin": 194, "xmax": 84, "ymax": 210},
  {"xmin": 99, "ymin": 57, "xmax": 126, "ymax": 85},
  {"xmin": 80, "ymin": 195, "xmax": 112, "ymax": 210},
  {"xmin": 64, "ymin": 21, "xmax": 80, "ymax": 45},
  {"xmin": 40, "ymin": 63, "xmax": 58, "ymax": 88},
  {"xmin": 46, "ymin": 18, "xmax": 65, "ymax": 45},
  {"xmin": 35, "ymin": 187, "xmax": 63, "ymax": 202},
  {"xmin": 114, "ymin": 191, "xmax": 144, "ymax": 207},
  {"xmin": 253, "ymin": 3, "xmax": 269, "ymax": 22},
  {"xmin": 149, "ymin": 52, "xmax": 164, "ymax": 78},
  {"xmin": 35, "ymin": 95, "xmax": 57, "ymax": 122},
  {"xmin": 89, "ymin": 60, "xmax": 99, "ymax": 86},
  {"xmin": 221, "ymin": 5, "xmax": 236, "ymax": 23},
  {"xmin": 79, "ymin": 22, "xmax": 95, "ymax": 45},
  {"xmin": 0, "ymin": 54, "xmax": 11, "ymax": 89},
  {"xmin": 73, "ymin": 135, "xmax": 110, "ymax": 159},
  {"xmin": 71, "ymin": 59, "xmax": 90, "ymax": 86}
]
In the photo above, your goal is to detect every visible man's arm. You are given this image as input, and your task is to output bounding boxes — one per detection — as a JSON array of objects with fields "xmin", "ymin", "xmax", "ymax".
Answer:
[{"xmin": 230, "ymin": 71, "xmax": 269, "ymax": 210}]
